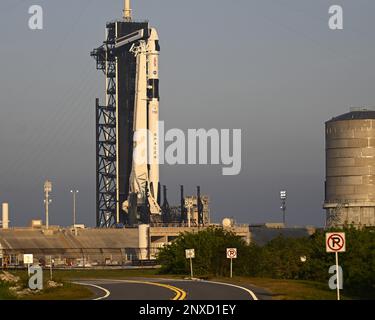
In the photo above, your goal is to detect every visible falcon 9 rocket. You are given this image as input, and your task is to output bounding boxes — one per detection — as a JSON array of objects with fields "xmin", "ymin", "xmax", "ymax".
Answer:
[{"xmin": 92, "ymin": 0, "xmax": 161, "ymax": 227}]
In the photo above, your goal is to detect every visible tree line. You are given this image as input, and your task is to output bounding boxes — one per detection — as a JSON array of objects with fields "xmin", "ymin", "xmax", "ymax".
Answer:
[{"xmin": 156, "ymin": 226, "xmax": 375, "ymax": 299}]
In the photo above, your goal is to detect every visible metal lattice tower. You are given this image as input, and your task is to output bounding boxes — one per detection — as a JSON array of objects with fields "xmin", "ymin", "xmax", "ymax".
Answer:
[{"xmin": 91, "ymin": 23, "xmax": 118, "ymax": 228}]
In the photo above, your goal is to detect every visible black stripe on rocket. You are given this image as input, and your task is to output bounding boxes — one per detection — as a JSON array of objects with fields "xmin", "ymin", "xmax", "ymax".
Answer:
[{"xmin": 147, "ymin": 79, "xmax": 159, "ymax": 100}]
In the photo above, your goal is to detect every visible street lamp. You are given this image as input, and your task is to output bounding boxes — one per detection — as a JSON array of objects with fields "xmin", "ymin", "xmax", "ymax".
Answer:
[
  {"xmin": 44, "ymin": 180, "xmax": 52, "ymax": 229},
  {"xmin": 70, "ymin": 190, "xmax": 79, "ymax": 226},
  {"xmin": 280, "ymin": 190, "xmax": 287, "ymax": 226}
]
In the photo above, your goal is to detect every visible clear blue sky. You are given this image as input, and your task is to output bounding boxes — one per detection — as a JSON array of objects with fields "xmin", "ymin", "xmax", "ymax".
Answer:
[{"xmin": 0, "ymin": 0, "xmax": 375, "ymax": 227}]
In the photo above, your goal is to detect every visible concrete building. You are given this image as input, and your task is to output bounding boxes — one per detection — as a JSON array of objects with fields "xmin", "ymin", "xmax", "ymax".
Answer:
[
  {"xmin": 0, "ymin": 227, "xmax": 139, "ymax": 267},
  {"xmin": 324, "ymin": 108, "xmax": 375, "ymax": 227}
]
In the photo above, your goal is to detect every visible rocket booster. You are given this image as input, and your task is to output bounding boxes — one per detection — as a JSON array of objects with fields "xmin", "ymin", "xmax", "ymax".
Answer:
[
  {"xmin": 127, "ymin": 27, "xmax": 161, "ymax": 216},
  {"xmin": 147, "ymin": 28, "xmax": 160, "ymax": 201}
]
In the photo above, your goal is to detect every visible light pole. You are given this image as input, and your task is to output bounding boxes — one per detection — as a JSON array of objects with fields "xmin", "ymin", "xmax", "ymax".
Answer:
[
  {"xmin": 44, "ymin": 180, "xmax": 52, "ymax": 229},
  {"xmin": 70, "ymin": 190, "xmax": 79, "ymax": 226},
  {"xmin": 280, "ymin": 190, "xmax": 287, "ymax": 226}
]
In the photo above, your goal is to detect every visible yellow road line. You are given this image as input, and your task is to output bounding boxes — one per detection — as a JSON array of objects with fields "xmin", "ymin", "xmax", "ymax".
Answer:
[{"xmin": 114, "ymin": 279, "xmax": 187, "ymax": 300}]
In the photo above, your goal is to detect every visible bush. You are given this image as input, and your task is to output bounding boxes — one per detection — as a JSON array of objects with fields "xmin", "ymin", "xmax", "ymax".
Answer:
[
  {"xmin": 157, "ymin": 227, "xmax": 247, "ymax": 276},
  {"xmin": 157, "ymin": 226, "xmax": 375, "ymax": 298}
]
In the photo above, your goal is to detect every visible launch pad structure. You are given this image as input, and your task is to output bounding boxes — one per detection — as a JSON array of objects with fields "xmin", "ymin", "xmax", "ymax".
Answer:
[{"xmin": 91, "ymin": 1, "xmax": 206, "ymax": 228}]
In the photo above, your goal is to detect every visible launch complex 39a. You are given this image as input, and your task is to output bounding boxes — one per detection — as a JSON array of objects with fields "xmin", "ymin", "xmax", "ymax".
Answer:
[{"xmin": 0, "ymin": 1, "xmax": 316, "ymax": 267}]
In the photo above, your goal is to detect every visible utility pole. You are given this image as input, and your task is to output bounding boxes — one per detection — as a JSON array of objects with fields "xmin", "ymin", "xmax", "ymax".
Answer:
[
  {"xmin": 44, "ymin": 180, "xmax": 52, "ymax": 229},
  {"xmin": 280, "ymin": 190, "xmax": 287, "ymax": 226},
  {"xmin": 70, "ymin": 190, "xmax": 79, "ymax": 226}
]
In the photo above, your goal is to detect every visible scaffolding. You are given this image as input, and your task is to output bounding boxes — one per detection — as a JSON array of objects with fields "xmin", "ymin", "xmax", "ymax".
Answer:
[{"xmin": 91, "ymin": 23, "xmax": 118, "ymax": 227}]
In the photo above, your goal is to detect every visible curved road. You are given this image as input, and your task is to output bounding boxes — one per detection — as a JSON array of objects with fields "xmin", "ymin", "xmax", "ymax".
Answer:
[{"xmin": 74, "ymin": 278, "xmax": 270, "ymax": 300}]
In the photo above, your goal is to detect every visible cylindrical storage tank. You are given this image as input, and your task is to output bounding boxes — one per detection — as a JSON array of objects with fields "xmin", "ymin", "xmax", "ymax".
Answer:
[
  {"xmin": 324, "ymin": 109, "xmax": 375, "ymax": 227},
  {"xmin": 2, "ymin": 203, "xmax": 9, "ymax": 229},
  {"xmin": 138, "ymin": 224, "xmax": 150, "ymax": 260}
]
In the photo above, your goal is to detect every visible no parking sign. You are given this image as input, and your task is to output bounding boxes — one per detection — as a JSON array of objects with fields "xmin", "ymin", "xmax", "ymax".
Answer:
[
  {"xmin": 326, "ymin": 233, "xmax": 346, "ymax": 253},
  {"xmin": 226, "ymin": 248, "xmax": 237, "ymax": 259},
  {"xmin": 226, "ymin": 248, "xmax": 237, "ymax": 278}
]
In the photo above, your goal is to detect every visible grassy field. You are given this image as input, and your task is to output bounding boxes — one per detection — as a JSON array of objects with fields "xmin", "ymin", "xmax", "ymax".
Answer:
[
  {"xmin": 49, "ymin": 268, "xmax": 161, "ymax": 281},
  {"xmin": 0, "ymin": 281, "xmax": 15, "ymax": 300},
  {"xmin": 215, "ymin": 276, "xmax": 351, "ymax": 300},
  {"xmin": 21, "ymin": 282, "xmax": 93, "ymax": 300},
  {"xmin": 1, "ymin": 268, "xmax": 353, "ymax": 300},
  {"xmin": 0, "ymin": 270, "xmax": 93, "ymax": 300}
]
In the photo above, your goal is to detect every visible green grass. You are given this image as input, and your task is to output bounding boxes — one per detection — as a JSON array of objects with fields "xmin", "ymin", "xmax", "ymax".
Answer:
[
  {"xmin": 20, "ymin": 282, "xmax": 93, "ymax": 300},
  {"xmin": 52, "ymin": 268, "xmax": 161, "ymax": 280},
  {"xmin": 0, "ymin": 270, "xmax": 93, "ymax": 300},
  {"xmin": 214, "ymin": 276, "xmax": 352, "ymax": 300},
  {"xmin": 0, "ymin": 281, "xmax": 16, "ymax": 300}
]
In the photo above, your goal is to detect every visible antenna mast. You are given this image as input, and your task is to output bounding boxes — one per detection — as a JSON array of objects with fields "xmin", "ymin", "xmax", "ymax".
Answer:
[{"xmin": 123, "ymin": 0, "xmax": 132, "ymax": 21}]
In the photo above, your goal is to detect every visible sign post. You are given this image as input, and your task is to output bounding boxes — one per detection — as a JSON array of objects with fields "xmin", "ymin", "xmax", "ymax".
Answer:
[
  {"xmin": 47, "ymin": 256, "xmax": 54, "ymax": 280},
  {"xmin": 23, "ymin": 254, "xmax": 33, "ymax": 276},
  {"xmin": 226, "ymin": 248, "xmax": 237, "ymax": 278},
  {"xmin": 185, "ymin": 249, "xmax": 195, "ymax": 278},
  {"xmin": 326, "ymin": 232, "xmax": 346, "ymax": 300}
]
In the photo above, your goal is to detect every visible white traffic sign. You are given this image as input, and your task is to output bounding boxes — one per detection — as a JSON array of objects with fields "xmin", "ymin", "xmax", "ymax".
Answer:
[
  {"xmin": 185, "ymin": 249, "xmax": 195, "ymax": 259},
  {"xmin": 185, "ymin": 249, "xmax": 195, "ymax": 279},
  {"xmin": 326, "ymin": 233, "xmax": 346, "ymax": 253},
  {"xmin": 326, "ymin": 232, "xmax": 346, "ymax": 301},
  {"xmin": 226, "ymin": 248, "xmax": 237, "ymax": 259},
  {"xmin": 23, "ymin": 254, "xmax": 33, "ymax": 264}
]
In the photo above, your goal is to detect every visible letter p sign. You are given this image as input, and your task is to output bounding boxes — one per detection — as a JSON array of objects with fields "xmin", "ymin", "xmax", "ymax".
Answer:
[{"xmin": 326, "ymin": 233, "xmax": 346, "ymax": 253}]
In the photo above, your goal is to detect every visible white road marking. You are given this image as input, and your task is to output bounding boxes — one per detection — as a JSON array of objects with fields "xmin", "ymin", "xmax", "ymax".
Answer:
[
  {"xmin": 135, "ymin": 277, "xmax": 259, "ymax": 300},
  {"xmin": 201, "ymin": 280, "xmax": 259, "ymax": 300},
  {"xmin": 73, "ymin": 282, "xmax": 111, "ymax": 300},
  {"xmin": 73, "ymin": 278, "xmax": 258, "ymax": 300},
  {"xmin": 82, "ymin": 279, "xmax": 186, "ymax": 300}
]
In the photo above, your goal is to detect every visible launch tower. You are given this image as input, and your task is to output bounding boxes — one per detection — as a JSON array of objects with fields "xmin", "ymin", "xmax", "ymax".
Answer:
[{"xmin": 92, "ymin": 1, "xmax": 161, "ymax": 227}]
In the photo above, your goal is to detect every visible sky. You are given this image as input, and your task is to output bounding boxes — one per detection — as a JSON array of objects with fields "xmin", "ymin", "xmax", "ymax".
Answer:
[{"xmin": 0, "ymin": 0, "xmax": 375, "ymax": 228}]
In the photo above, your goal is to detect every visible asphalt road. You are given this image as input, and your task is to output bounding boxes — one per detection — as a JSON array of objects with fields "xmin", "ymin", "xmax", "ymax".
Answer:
[{"xmin": 74, "ymin": 278, "xmax": 272, "ymax": 300}]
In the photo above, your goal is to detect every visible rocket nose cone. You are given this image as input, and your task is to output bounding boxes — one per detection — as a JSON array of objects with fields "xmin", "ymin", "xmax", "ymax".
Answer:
[{"xmin": 149, "ymin": 28, "xmax": 159, "ymax": 41}]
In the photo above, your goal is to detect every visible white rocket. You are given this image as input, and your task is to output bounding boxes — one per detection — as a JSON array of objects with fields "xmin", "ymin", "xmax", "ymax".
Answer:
[
  {"xmin": 147, "ymin": 28, "xmax": 160, "ymax": 207},
  {"xmin": 116, "ymin": 0, "xmax": 161, "ymax": 216},
  {"xmin": 127, "ymin": 28, "xmax": 161, "ymax": 215}
]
